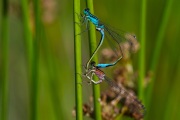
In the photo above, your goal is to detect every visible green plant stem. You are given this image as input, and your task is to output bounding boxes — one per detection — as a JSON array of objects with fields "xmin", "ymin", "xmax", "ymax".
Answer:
[
  {"xmin": 146, "ymin": 0, "xmax": 174, "ymax": 110},
  {"xmin": 21, "ymin": 0, "xmax": 33, "ymax": 73},
  {"xmin": 73, "ymin": 0, "xmax": 83, "ymax": 120},
  {"xmin": 0, "ymin": 0, "xmax": 9, "ymax": 120},
  {"xmin": 21, "ymin": 1, "xmax": 33, "ymax": 119},
  {"xmin": 86, "ymin": 1, "xmax": 102, "ymax": 120},
  {"xmin": 31, "ymin": 0, "xmax": 40, "ymax": 120},
  {"xmin": 139, "ymin": 0, "xmax": 146, "ymax": 101}
]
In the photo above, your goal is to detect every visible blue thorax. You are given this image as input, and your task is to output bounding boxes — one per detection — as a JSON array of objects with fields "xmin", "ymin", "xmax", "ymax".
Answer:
[{"xmin": 83, "ymin": 8, "xmax": 104, "ymax": 29}]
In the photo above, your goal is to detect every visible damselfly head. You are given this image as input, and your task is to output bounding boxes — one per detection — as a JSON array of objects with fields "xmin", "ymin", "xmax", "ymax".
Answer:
[
  {"xmin": 84, "ymin": 8, "xmax": 90, "ymax": 15},
  {"xmin": 90, "ymin": 61, "xmax": 96, "ymax": 67}
]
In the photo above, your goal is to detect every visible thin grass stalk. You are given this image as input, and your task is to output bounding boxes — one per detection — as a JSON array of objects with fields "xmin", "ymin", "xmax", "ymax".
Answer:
[
  {"xmin": 20, "ymin": 1, "xmax": 33, "ymax": 119},
  {"xmin": 73, "ymin": 0, "xmax": 83, "ymax": 119},
  {"xmin": 146, "ymin": 0, "xmax": 174, "ymax": 110},
  {"xmin": 31, "ymin": 0, "xmax": 40, "ymax": 119},
  {"xmin": 85, "ymin": 1, "xmax": 102, "ymax": 120},
  {"xmin": 0, "ymin": 0, "xmax": 9, "ymax": 120},
  {"xmin": 21, "ymin": 0, "xmax": 33, "ymax": 74},
  {"xmin": 139, "ymin": 0, "xmax": 147, "ymax": 101}
]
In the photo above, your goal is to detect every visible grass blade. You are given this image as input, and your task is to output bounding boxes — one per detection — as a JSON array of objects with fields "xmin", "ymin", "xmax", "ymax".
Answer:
[
  {"xmin": 30, "ymin": 0, "xmax": 41, "ymax": 119},
  {"xmin": 139, "ymin": 0, "xmax": 147, "ymax": 101},
  {"xmin": 0, "ymin": 0, "xmax": 9, "ymax": 120},
  {"xmin": 85, "ymin": 1, "xmax": 102, "ymax": 120},
  {"xmin": 73, "ymin": 0, "xmax": 83, "ymax": 119}
]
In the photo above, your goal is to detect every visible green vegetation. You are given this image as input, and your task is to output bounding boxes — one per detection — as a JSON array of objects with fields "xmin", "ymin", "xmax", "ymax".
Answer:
[
  {"xmin": 86, "ymin": 1, "xmax": 102, "ymax": 120},
  {"xmin": 74, "ymin": 0, "xmax": 83, "ymax": 119},
  {"xmin": 0, "ymin": 0, "xmax": 9, "ymax": 120},
  {"xmin": 0, "ymin": 0, "xmax": 180, "ymax": 119}
]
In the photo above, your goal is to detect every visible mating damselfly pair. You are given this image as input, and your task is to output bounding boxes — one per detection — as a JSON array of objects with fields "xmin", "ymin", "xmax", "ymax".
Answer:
[{"xmin": 77, "ymin": 8, "xmax": 145, "ymax": 119}]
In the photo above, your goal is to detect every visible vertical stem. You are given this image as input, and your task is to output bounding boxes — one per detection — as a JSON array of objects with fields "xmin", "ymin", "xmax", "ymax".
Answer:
[
  {"xmin": 31, "ymin": 0, "xmax": 40, "ymax": 119},
  {"xmin": 147, "ymin": 0, "xmax": 174, "ymax": 109},
  {"xmin": 21, "ymin": 0, "xmax": 33, "ymax": 73},
  {"xmin": 73, "ymin": 0, "xmax": 83, "ymax": 120},
  {"xmin": 86, "ymin": 1, "xmax": 102, "ymax": 120},
  {"xmin": 21, "ymin": 0, "xmax": 33, "ymax": 119},
  {"xmin": 139, "ymin": 0, "xmax": 146, "ymax": 101},
  {"xmin": 0, "ymin": 0, "xmax": 9, "ymax": 120}
]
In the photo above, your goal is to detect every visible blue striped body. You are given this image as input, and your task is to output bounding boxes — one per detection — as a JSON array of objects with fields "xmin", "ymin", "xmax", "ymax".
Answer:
[
  {"xmin": 84, "ymin": 8, "xmax": 123, "ymax": 69},
  {"xmin": 83, "ymin": 8, "xmax": 104, "ymax": 29}
]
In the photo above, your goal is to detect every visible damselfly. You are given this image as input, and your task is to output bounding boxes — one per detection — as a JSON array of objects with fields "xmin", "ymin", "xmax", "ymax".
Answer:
[
  {"xmin": 81, "ymin": 8, "xmax": 136, "ymax": 70},
  {"xmin": 84, "ymin": 61, "xmax": 145, "ymax": 117}
]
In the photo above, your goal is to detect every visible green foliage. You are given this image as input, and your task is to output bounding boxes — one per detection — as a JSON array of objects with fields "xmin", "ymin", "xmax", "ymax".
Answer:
[
  {"xmin": 0, "ymin": 0, "xmax": 9, "ymax": 120},
  {"xmin": 0, "ymin": 0, "xmax": 180, "ymax": 120},
  {"xmin": 74, "ymin": 0, "xmax": 83, "ymax": 119},
  {"xmin": 86, "ymin": 1, "xmax": 102, "ymax": 120}
]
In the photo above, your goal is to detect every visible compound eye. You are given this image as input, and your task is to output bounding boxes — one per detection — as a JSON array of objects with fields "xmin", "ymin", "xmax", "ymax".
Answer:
[
  {"xmin": 90, "ymin": 61, "xmax": 96, "ymax": 66},
  {"xmin": 85, "ymin": 8, "xmax": 90, "ymax": 12}
]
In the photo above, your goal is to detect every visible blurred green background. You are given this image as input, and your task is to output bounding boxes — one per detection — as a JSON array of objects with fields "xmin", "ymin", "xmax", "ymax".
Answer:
[{"xmin": 0, "ymin": 0, "xmax": 180, "ymax": 120}]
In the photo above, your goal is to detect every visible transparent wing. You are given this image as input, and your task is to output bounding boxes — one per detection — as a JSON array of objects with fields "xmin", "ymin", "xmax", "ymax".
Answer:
[
  {"xmin": 99, "ymin": 21, "xmax": 135, "ymax": 43},
  {"xmin": 104, "ymin": 76, "xmax": 145, "ymax": 116},
  {"xmin": 98, "ymin": 21, "xmax": 136, "ymax": 63}
]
